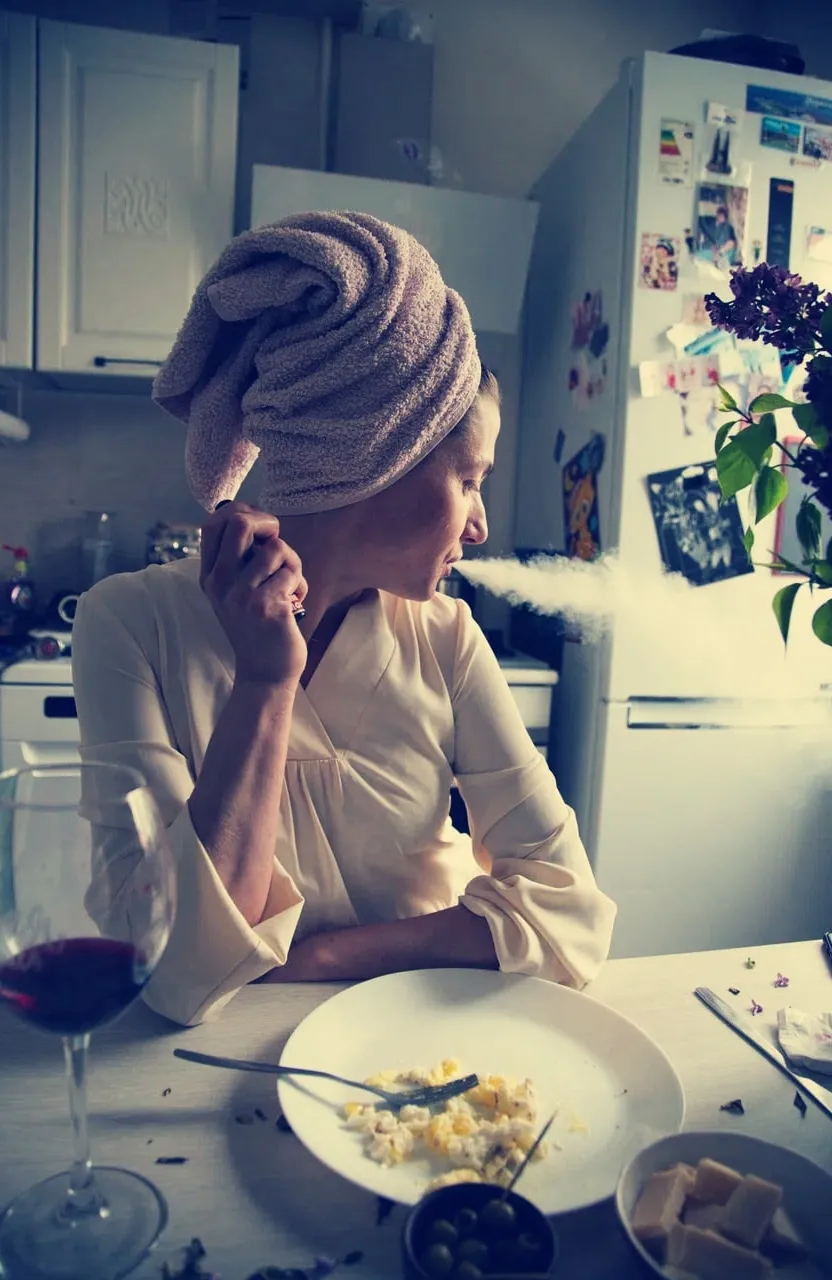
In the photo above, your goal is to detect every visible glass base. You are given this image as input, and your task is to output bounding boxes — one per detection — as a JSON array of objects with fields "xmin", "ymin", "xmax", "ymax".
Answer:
[{"xmin": 0, "ymin": 1167, "xmax": 168, "ymax": 1280}]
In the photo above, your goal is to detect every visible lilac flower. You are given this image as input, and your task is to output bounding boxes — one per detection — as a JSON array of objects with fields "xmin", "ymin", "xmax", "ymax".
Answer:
[
  {"xmin": 795, "ymin": 437, "xmax": 832, "ymax": 522},
  {"xmin": 705, "ymin": 265, "xmax": 831, "ymax": 360},
  {"xmin": 750, "ymin": 999, "xmax": 763, "ymax": 1015},
  {"xmin": 774, "ymin": 973, "xmax": 790, "ymax": 988}
]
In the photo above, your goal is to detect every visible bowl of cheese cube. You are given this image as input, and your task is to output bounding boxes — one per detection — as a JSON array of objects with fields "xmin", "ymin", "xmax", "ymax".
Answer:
[{"xmin": 615, "ymin": 1131, "xmax": 832, "ymax": 1280}]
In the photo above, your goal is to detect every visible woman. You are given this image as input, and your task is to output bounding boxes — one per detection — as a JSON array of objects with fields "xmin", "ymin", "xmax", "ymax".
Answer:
[{"xmin": 73, "ymin": 211, "xmax": 615, "ymax": 1026}]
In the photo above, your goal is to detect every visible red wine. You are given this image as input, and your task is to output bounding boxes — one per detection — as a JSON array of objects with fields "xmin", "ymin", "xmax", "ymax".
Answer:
[{"xmin": 0, "ymin": 937, "xmax": 148, "ymax": 1034}]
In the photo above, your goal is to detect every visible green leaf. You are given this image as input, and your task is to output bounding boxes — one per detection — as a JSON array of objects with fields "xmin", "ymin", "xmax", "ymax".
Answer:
[
  {"xmin": 813, "ymin": 559, "xmax": 832, "ymax": 586},
  {"xmin": 716, "ymin": 439, "xmax": 757, "ymax": 499},
  {"xmin": 742, "ymin": 526, "xmax": 755, "ymax": 556},
  {"xmin": 717, "ymin": 383, "xmax": 739, "ymax": 412},
  {"xmin": 748, "ymin": 392, "xmax": 796, "ymax": 413},
  {"xmin": 735, "ymin": 414, "xmax": 778, "ymax": 467},
  {"xmin": 796, "ymin": 499, "xmax": 823, "ymax": 559},
  {"xmin": 812, "ymin": 598, "xmax": 832, "ymax": 645},
  {"xmin": 773, "ymin": 582, "xmax": 803, "ymax": 645},
  {"xmin": 714, "ymin": 421, "xmax": 738, "ymax": 454},
  {"xmin": 792, "ymin": 400, "xmax": 828, "ymax": 448},
  {"xmin": 753, "ymin": 466, "xmax": 789, "ymax": 523},
  {"xmin": 820, "ymin": 301, "xmax": 832, "ymax": 353}
]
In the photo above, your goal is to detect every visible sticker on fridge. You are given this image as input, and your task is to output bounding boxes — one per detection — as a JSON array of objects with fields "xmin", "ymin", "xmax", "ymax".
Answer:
[
  {"xmin": 803, "ymin": 125, "xmax": 832, "ymax": 162},
  {"xmin": 659, "ymin": 119, "xmax": 695, "ymax": 186},
  {"xmin": 562, "ymin": 433, "xmax": 605, "ymax": 561},
  {"xmin": 567, "ymin": 289, "xmax": 609, "ymax": 407},
  {"xmin": 760, "ymin": 116, "xmax": 801, "ymax": 153},
  {"xmin": 646, "ymin": 462, "xmax": 754, "ymax": 587},
  {"xmin": 639, "ymin": 234, "xmax": 680, "ymax": 290},
  {"xmin": 746, "ymin": 83, "xmax": 832, "ymax": 128},
  {"xmin": 695, "ymin": 183, "xmax": 747, "ymax": 270},
  {"xmin": 807, "ymin": 225, "xmax": 832, "ymax": 263}
]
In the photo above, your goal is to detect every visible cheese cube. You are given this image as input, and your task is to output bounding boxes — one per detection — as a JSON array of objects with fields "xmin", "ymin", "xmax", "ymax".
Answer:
[
  {"xmin": 720, "ymin": 1174, "xmax": 783, "ymax": 1249},
  {"xmin": 760, "ymin": 1206, "xmax": 808, "ymax": 1263},
  {"xmin": 667, "ymin": 1223, "xmax": 774, "ymax": 1280},
  {"xmin": 691, "ymin": 1158, "xmax": 743, "ymax": 1205},
  {"xmin": 632, "ymin": 1165, "xmax": 694, "ymax": 1249},
  {"xmin": 683, "ymin": 1199, "xmax": 724, "ymax": 1231}
]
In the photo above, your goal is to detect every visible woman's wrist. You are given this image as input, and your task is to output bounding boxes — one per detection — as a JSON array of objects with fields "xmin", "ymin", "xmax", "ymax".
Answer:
[{"xmin": 230, "ymin": 675, "xmax": 299, "ymax": 713}]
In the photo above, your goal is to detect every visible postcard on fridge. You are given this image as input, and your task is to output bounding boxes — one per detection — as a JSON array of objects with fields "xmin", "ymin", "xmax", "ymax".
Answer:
[
  {"xmin": 659, "ymin": 119, "xmax": 695, "ymax": 186},
  {"xmin": 639, "ymin": 233, "xmax": 680, "ymax": 290},
  {"xmin": 695, "ymin": 183, "xmax": 747, "ymax": 270}
]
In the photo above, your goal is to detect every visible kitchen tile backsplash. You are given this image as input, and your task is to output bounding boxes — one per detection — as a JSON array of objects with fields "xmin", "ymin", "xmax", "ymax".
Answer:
[{"xmin": 0, "ymin": 389, "xmax": 260, "ymax": 602}]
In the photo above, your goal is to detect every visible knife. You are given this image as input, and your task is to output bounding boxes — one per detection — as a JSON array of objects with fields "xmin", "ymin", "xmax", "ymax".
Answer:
[{"xmin": 694, "ymin": 986, "xmax": 832, "ymax": 1121}]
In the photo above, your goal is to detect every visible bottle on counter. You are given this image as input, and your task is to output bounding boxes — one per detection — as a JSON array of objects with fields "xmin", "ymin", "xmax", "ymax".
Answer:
[
  {"xmin": 82, "ymin": 511, "xmax": 115, "ymax": 587},
  {"xmin": 0, "ymin": 544, "xmax": 36, "ymax": 637}
]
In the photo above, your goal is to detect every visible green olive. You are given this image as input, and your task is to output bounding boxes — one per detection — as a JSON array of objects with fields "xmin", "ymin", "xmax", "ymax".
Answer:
[
  {"xmin": 478, "ymin": 1198, "xmax": 518, "ymax": 1237},
  {"xmin": 427, "ymin": 1218, "xmax": 459, "ymax": 1248},
  {"xmin": 454, "ymin": 1207, "xmax": 479, "ymax": 1237},
  {"xmin": 452, "ymin": 1264, "xmax": 482, "ymax": 1280},
  {"xmin": 420, "ymin": 1243, "xmax": 455, "ymax": 1277},
  {"xmin": 455, "ymin": 1238, "xmax": 488, "ymax": 1268}
]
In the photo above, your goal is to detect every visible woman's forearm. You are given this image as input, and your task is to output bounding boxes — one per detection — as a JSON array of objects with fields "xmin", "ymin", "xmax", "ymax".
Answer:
[
  {"xmin": 265, "ymin": 905, "xmax": 499, "ymax": 983},
  {"xmin": 188, "ymin": 679, "xmax": 296, "ymax": 925}
]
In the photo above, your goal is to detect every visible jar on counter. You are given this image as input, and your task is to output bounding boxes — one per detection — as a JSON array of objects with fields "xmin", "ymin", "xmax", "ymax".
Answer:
[{"xmin": 82, "ymin": 511, "xmax": 115, "ymax": 587}]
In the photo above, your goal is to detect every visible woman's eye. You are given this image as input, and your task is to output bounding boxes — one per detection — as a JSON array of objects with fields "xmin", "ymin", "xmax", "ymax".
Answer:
[{"xmin": 463, "ymin": 480, "xmax": 480, "ymax": 493}]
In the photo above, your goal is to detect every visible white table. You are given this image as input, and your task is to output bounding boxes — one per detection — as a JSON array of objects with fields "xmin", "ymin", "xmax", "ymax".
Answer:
[{"xmin": 2, "ymin": 940, "xmax": 832, "ymax": 1280}]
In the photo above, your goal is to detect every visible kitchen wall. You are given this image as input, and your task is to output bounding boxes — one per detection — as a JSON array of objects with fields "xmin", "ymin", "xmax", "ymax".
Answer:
[{"xmin": 1, "ymin": 0, "xmax": 829, "ymax": 603}]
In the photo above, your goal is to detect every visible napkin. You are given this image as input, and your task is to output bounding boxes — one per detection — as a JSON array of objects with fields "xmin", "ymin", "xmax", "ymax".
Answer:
[{"xmin": 777, "ymin": 1008, "xmax": 832, "ymax": 1076}]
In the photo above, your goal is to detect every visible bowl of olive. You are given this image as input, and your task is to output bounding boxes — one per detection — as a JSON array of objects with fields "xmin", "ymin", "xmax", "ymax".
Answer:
[{"xmin": 401, "ymin": 1183, "xmax": 558, "ymax": 1280}]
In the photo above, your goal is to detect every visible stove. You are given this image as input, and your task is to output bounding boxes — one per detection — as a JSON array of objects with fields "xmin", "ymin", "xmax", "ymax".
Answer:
[{"xmin": 0, "ymin": 648, "xmax": 78, "ymax": 771}]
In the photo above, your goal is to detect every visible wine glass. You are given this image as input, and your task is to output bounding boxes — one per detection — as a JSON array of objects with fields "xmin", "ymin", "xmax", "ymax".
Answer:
[{"xmin": 0, "ymin": 762, "xmax": 176, "ymax": 1280}]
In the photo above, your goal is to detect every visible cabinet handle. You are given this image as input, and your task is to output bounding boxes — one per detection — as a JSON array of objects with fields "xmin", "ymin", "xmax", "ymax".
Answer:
[{"xmin": 92, "ymin": 356, "xmax": 164, "ymax": 369}]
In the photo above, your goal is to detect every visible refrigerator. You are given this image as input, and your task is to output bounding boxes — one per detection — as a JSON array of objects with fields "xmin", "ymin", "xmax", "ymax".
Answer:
[{"xmin": 516, "ymin": 51, "xmax": 832, "ymax": 958}]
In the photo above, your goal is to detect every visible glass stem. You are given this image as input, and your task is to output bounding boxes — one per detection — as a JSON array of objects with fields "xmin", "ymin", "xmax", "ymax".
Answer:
[{"xmin": 61, "ymin": 1034, "xmax": 105, "ymax": 1220}]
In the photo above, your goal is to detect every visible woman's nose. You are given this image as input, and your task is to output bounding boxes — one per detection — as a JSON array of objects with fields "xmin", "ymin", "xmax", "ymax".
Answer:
[{"xmin": 463, "ymin": 508, "xmax": 488, "ymax": 546}]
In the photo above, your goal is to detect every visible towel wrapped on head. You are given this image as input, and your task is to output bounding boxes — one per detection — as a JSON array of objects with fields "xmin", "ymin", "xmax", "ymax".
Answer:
[{"xmin": 152, "ymin": 210, "xmax": 482, "ymax": 515}]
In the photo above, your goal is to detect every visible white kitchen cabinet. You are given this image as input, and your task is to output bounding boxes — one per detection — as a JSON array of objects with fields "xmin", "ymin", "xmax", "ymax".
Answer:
[
  {"xmin": 36, "ymin": 21, "xmax": 238, "ymax": 376},
  {"xmin": 0, "ymin": 12, "xmax": 36, "ymax": 369}
]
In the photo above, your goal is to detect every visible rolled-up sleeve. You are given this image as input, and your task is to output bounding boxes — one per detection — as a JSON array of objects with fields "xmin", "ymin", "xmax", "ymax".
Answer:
[
  {"xmin": 451, "ymin": 603, "xmax": 616, "ymax": 987},
  {"xmin": 72, "ymin": 581, "xmax": 303, "ymax": 1026}
]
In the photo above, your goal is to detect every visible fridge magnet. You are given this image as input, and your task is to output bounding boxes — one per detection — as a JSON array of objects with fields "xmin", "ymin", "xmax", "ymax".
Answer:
[
  {"xmin": 746, "ymin": 84, "xmax": 832, "ymax": 129},
  {"xmin": 646, "ymin": 462, "xmax": 754, "ymax": 587},
  {"xmin": 760, "ymin": 116, "xmax": 801, "ymax": 153},
  {"xmin": 807, "ymin": 225, "xmax": 832, "ymax": 263},
  {"xmin": 765, "ymin": 178, "xmax": 794, "ymax": 268},
  {"xmin": 568, "ymin": 290, "xmax": 609, "ymax": 407},
  {"xmin": 684, "ymin": 227, "xmax": 696, "ymax": 257},
  {"xmin": 639, "ymin": 233, "xmax": 680, "ymax": 290},
  {"xmin": 773, "ymin": 438, "xmax": 832, "ymax": 574},
  {"xmin": 695, "ymin": 183, "xmax": 748, "ymax": 269},
  {"xmin": 752, "ymin": 238, "xmax": 763, "ymax": 265},
  {"xmin": 706, "ymin": 103, "xmax": 740, "ymax": 128},
  {"xmin": 562, "ymin": 433, "xmax": 605, "ymax": 561},
  {"xmin": 658, "ymin": 119, "xmax": 695, "ymax": 186},
  {"xmin": 682, "ymin": 293, "xmax": 711, "ymax": 326},
  {"xmin": 553, "ymin": 428, "xmax": 566, "ymax": 464},
  {"xmin": 803, "ymin": 125, "xmax": 832, "ymax": 162}
]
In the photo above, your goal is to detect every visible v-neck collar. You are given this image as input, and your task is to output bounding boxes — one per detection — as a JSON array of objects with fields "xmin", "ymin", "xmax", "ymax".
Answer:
[{"xmin": 296, "ymin": 589, "xmax": 396, "ymax": 754}]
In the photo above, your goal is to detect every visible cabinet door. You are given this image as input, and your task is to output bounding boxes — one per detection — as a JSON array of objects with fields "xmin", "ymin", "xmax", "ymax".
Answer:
[
  {"xmin": 37, "ymin": 22, "xmax": 238, "ymax": 375},
  {"xmin": 0, "ymin": 12, "xmax": 36, "ymax": 369}
]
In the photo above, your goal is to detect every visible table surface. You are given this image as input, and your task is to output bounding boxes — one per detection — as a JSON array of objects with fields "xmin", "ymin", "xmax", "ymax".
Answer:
[{"xmin": 3, "ymin": 940, "xmax": 832, "ymax": 1280}]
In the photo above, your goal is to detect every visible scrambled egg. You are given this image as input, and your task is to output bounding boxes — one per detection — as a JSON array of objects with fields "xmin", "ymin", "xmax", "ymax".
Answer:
[{"xmin": 343, "ymin": 1058, "xmax": 554, "ymax": 1190}]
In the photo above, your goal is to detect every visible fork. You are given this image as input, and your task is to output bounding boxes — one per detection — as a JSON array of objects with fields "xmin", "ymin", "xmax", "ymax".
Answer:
[{"xmin": 173, "ymin": 1047, "xmax": 478, "ymax": 1110}]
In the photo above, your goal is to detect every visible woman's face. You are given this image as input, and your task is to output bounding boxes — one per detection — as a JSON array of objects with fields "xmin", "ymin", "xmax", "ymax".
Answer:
[{"xmin": 351, "ymin": 392, "xmax": 500, "ymax": 601}]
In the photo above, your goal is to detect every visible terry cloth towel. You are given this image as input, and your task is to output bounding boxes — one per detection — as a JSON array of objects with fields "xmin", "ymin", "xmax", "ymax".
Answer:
[
  {"xmin": 152, "ymin": 210, "xmax": 482, "ymax": 515},
  {"xmin": 777, "ymin": 1007, "xmax": 832, "ymax": 1076}
]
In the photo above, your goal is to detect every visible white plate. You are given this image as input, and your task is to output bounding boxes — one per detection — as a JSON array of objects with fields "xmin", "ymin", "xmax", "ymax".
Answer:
[
  {"xmin": 616, "ymin": 1131, "xmax": 832, "ymax": 1279},
  {"xmin": 277, "ymin": 969, "xmax": 685, "ymax": 1214}
]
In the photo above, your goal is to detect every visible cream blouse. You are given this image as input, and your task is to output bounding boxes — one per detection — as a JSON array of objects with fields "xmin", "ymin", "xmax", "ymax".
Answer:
[{"xmin": 71, "ymin": 558, "xmax": 615, "ymax": 1026}]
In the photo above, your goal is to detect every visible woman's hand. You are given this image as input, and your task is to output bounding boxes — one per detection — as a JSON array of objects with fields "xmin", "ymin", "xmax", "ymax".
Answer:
[{"xmin": 200, "ymin": 501, "xmax": 308, "ymax": 687}]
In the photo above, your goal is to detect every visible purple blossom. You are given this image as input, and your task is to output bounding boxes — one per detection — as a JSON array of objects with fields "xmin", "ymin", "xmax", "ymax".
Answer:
[
  {"xmin": 774, "ymin": 973, "xmax": 790, "ymax": 988},
  {"xmin": 795, "ymin": 436, "xmax": 832, "ymax": 523},
  {"xmin": 705, "ymin": 265, "xmax": 832, "ymax": 360},
  {"xmin": 750, "ymin": 999, "xmax": 763, "ymax": 1015}
]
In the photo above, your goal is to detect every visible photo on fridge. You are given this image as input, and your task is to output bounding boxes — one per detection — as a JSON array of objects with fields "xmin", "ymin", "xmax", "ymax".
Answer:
[
  {"xmin": 803, "ymin": 125, "xmax": 832, "ymax": 162},
  {"xmin": 646, "ymin": 462, "xmax": 753, "ymax": 587},
  {"xmin": 639, "ymin": 232, "xmax": 680, "ymax": 290},
  {"xmin": 695, "ymin": 183, "xmax": 748, "ymax": 270},
  {"xmin": 760, "ymin": 115, "xmax": 801, "ymax": 154}
]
